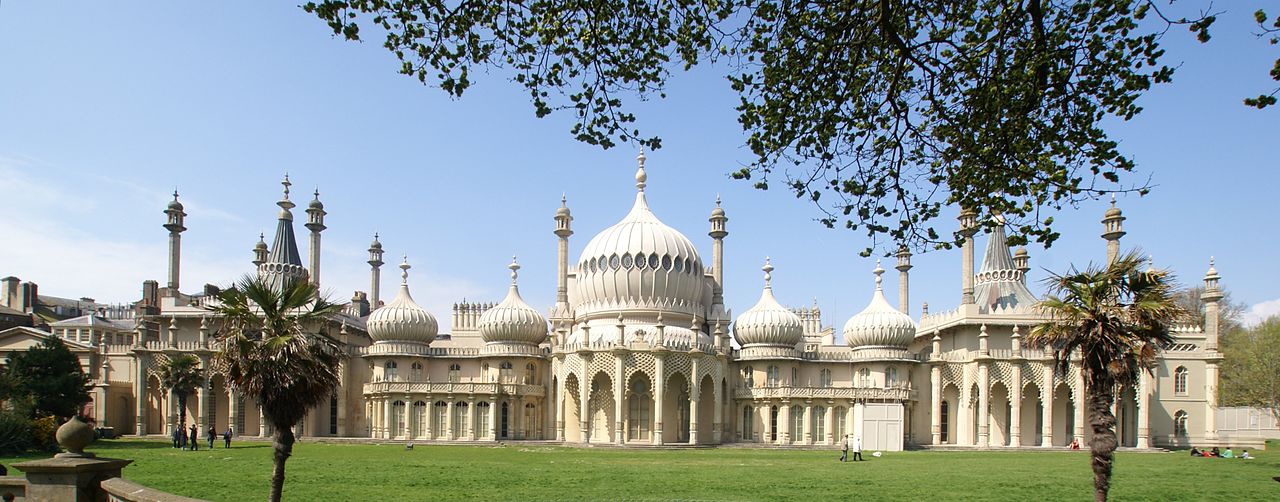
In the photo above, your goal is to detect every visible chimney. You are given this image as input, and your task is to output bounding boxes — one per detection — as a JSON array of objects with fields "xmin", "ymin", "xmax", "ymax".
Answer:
[{"xmin": 1, "ymin": 277, "xmax": 18, "ymax": 309}]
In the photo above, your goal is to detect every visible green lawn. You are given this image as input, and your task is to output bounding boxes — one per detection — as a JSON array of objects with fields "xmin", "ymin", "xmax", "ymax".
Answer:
[{"xmin": 4, "ymin": 439, "xmax": 1278, "ymax": 501}]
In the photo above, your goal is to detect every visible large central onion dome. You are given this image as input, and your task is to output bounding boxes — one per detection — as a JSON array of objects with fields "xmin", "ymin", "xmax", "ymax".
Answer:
[
  {"xmin": 573, "ymin": 151, "xmax": 705, "ymax": 317},
  {"xmin": 479, "ymin": 257, "xmax": 548, "ymax": 349},
  {"xmin": 733, "ymin": 259, "xmax": 803, "ymax": 359},
  {"xmin": 367, "ymin": 258, "xmax": 438, "ymax": 344},
  {"xmin": 843, "ymin": 261, "xmax": 915, "ymax": 350}
]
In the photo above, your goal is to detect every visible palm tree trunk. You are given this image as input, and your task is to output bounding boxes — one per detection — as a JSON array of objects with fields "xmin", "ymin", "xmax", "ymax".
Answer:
[
  {"xmin": 177, "ymin": 393, "xmax": 187, "ymax": 434},
  {"xmin": 269, "ymin": 423, "xmax": 295, "ymax": 502},
  {"xmin": 1086, "ymin": 371, "xmax": 1118, "ymax": 502}
]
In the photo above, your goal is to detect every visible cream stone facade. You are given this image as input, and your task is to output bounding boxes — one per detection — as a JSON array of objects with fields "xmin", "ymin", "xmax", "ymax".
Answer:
[{"xmin": 0, "ymin": 155, "xmax": 1254, "ymax": 449}]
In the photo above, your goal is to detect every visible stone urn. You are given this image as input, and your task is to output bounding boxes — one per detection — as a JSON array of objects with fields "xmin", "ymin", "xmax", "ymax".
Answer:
[{"xmin": 54, "ymin": 415, "xmax": 97, "ymax": 458}]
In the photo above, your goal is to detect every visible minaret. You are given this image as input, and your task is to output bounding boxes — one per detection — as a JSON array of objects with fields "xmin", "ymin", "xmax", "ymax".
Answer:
[
  {"xmin": 709, "ymin": 194, "xmax": 728, "ymax": 312},
  {"xmin": 163, "ymin": 190, "xmax": 187, "ymax": 295},
  {"xmin": 958, "ymin": 207, "xmax": 979, "ymax": 305},
  {"xmin": 252, "ymin": 233, "xmax": 268, "ymax": 267},
  {"xmin": 1013, "ymin": 246, "xmax": 1030, "ymax": 284},
  {"xmin": 1201, "ymin": 257, "xmax": 1223, "ymax": 351},
  {"xmin": 1101, "ymin": 195, "xmax": 1126, "ymax": 264},
  {"xmin": 895, "ymin": 246, "xmax": 912, "ymax": 315},
  {"xmin": 368, "ymin": 234, "xmax": 385, "ymax": 311},
  {"xmin": 552, "ymin": 194, "xmax": 573, "ymax": 322},
  {"xmin": 305, "ymin": 189, "xmax": 327, "ymax": 287}
]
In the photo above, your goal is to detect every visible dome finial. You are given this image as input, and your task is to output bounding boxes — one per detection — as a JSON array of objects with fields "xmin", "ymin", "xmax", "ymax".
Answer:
[
  {"xmin": 762, "ymin": 257, "xmax": 774, "ymax": 288},
  {"xmin": 873, "ymin": 260, "xmax": 885, "ymax": 290},
  {"xmin": 1146, "ymin": 254, "xmax": 1155, "ymax": 273},
  {"xmin": 635, "ymin": 149, "xmax": 647, "ymax": 192},
  {"xmin": 173, "ymin": 189, "xmax": 180, "ymax": 200},
  {"xmin": 277, "ymin": 174, "xmax": 295, "ymax": 212},
  {"xmin": 561, "ymin": 193, "xmax": 567, "ymax": 206},
  {"xmin": 282, "ymin": 174, "xmax": 291, "ymax": 199},
  {"xmin": 1110, "ymin": 193, "xmax": 1116, "ymax": 207},
  {"xmin": 715, "ymin": 194, "xmax": 721, "ymax": 207},
  {"xmin": 509, "ymin": 255, "xmax": 521, "ymax": 285},
  {"xmin": 400, "ymin": 255, "xmax": 411, "ymax": 285}
]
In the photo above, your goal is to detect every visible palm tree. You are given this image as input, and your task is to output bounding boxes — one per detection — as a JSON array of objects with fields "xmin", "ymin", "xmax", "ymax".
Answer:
[
  {"xmin": 206, "ymin": 275, "xmax": 344, "ymax": 502},
  {"xmin": 157, "ymin": 354, "xmax": 205, "ymax": 436},
  {"xmin": 1029, "ymin": 250, "xmax": 1184, "ymax": 502}
]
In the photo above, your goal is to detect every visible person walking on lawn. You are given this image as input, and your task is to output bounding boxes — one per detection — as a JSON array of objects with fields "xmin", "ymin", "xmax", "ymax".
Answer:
[{"xmin": 851, "ymin": 436, "xmax": 863, "ymax": 461}]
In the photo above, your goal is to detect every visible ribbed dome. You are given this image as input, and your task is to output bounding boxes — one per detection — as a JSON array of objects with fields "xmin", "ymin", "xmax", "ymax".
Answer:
[
  {"xmin": 367, "ymin": 259, "xmax": 438, "ymax": 344},
  {"xmin": 573, "ymin": 153, "xmax": 705, "ymax": 317},
  {"xmin": 479, "ymin": 258, "xmax": 548, "ymax": 346},
  {"xmin": 843, "ymin": 262, "xmax": 915, "ymax": 348},
  {"xmin": 733, "ymin": 259, "xmax": 803, "ymax": 348}
]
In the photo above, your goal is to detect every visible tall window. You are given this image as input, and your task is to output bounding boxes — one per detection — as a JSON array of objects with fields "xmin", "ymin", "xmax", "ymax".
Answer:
[
  {"xmin": 858, "ymin": 368, "xmax": 872, "ymax": 387},
  {"xmin": 791, "ymin": 367, "xmax": 800, "ymax": 385},
  {"xmin": 526, "ymin": 363, "xmax": 537, "ymax": 384},
  {"xmin": 770, "ymin": 406, "xmax": 779, "ymax": 441},
  {"xmin": 453, "ymin": 401, "xmax": 469, "ymax": 437},
  {"xmin": 499, "ymin": 361, "xmax": 514, "ymax": 382},
  {"xmin": 743, "ymin": 366, "xmax": 755, "ymax": 387},
  {"xmin": 1174, "ymin": 410, "xmax": 1188, "ymax": 436},
  {"xmin": 940, "ymin": 401, "xmax": 950, "ymax": 443},
  {"xmin": 886, "ymin": 367, "xmax": 899, "ymax": 388},
  {"xmin": 410, "ymin": 362, "xmax": 423, "ymax": 381},
  {"xmin": 790, "ymin": 406, "xmax": 804, "ymax": 442},
  {"xmin": 767, "ymin": 366, "xmax": 779, "ymax": 386},
  {"xmin": 813, "ymin": 406, "xmax": 827, "ymax": 441},
  {"xmin": 628, "ymin": 379, "xmax": 651, "ymax": 440},
  {"xmin": 742, "ymin": 406, "xmax": 754, "ymax": 440},
  {"xmin": 412, "ymin": 401, "xmax": 428, "ymax": 438},
  {"xmin": 329, "ymin": 397, "xmax": 339, "ymax": 435},
  {"xmin": 525, "ymin": 403, "xmax": 538, "ymax": 439},
  {"xmin": 390, "ymin": 401, "xmax": 406, "ymax": 437},
  {"xmin": 476, "ymin": 402, "xmax": 491, "ymax": 439},
  {"xmin": 1174, "ymin": 367, "xmax": 1189, "ymax": 395},
  {"xmin": 433, "ymin": 401, "xmax": 448, "ymax": 439},
  {"xmin": 384, "ymin": 361, "xmax": 398, "ymax": 382},
  {"xmin": 448, "ymin": 363, "xmax": 461, "ymax": 383},
  {"xmin": 834, "ymin": 406, "xmax": 847, "ymax": 440},
  {"xmin": 819, "ymin": 369, "xmax": 832, "ymax": 388}
]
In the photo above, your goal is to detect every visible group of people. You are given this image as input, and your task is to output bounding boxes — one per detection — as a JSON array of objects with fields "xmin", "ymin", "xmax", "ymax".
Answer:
[
  {"xmin": 171, "ymin": 425, "xmax": 233, "ymax": 450},
  {"xmin": 839, "ymin": 435, "xmax": 864, "ymax": 462},
  {"xmin": 1190, "ymin": 446, "xmax": 1251, "ymax": 459}
]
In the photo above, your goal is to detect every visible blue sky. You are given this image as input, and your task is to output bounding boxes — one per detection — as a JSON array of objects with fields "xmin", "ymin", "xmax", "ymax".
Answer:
[{"xmin": 1, "ymin": 2, "xmax": 1276, "ymax": 330}]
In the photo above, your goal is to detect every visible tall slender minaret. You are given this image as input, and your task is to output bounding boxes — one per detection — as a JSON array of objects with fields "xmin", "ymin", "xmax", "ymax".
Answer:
[
  {"xmin": 1101, "ymin": 195, "xmax": 1126, "ymax": 264},
  {"xmin": 552, "ymin": 194, "xmax": 574, "ymax": 323},
  {"xmin": 1013, "ymin": 246, "xmax": 1030, "ymax": 284},
  {"xmin": 305, "ymin": 189, "xmax": 327, "ymax": 287},
  {"xmin": 1201, "ymin": 257, "xmax": 1223, "ymax": 440},
  {"xmin": 368, "ymin": 234, "xmax": 385, "ymax": 311},
  {"xmin": 163, "ymin": 190, "xmax": 187, "ymax": 295},
  {"xmin": 958, "ymin": 207, "xmax": 978, "ymax": 305},
  {"xmin": 895, "ymin": 246, "xmax": 912, "ymax": 315},
  {"xmin": 708, "ymin": 194, "xmax": 728, "ymax": 310},
  {"xmin": 252, "ymin": 233, "xmax": 268, "ymax": 267}
]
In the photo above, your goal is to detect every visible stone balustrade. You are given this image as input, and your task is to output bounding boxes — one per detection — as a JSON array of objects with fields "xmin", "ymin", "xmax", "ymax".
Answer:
[
  {"xmin": 733, "ymin": 385, "xmax": 914, "ymax": 401},
  {"xmin": 363, "ymin": 381, "xmax": 546, "ymax": 397}
]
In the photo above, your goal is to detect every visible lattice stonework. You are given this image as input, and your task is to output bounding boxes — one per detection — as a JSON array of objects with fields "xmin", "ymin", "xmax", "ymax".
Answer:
[
  {"xmin": 1026, "ymin": 363, "xmax": 1045, "ymax": 391},
  {"xmin": 560, "ymin": 355, "xmax": 583, "ymax": 384},
  {"xmin": 624, "ymin": 352, "xmax": 656, "ymax": 386},
  {"xmin": 587, "ymin": 353, "xmax": 615, "ymax": 383},
  {"xmin": 664, "ymin": 353, "xmax": 691, "ymax": 381},
  {"xmin": 991, "ymin": 361, "xmax": 1013, "ymax": 388},
  {"xmin": 695, "ymin": 357, "xmax": 720, "ymax": 387},
  {"xmin": 940, "ymin": 363, "xmax": 962, "ymax": 388}
]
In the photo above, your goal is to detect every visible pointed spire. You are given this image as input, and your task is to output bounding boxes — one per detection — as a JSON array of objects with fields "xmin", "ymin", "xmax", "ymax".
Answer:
[
  {"xmin": 400, "ymin": 255, "xmax": 411, "ymax": 285},
  {"xmin": 873, "ymin": 259, "xmax": 885, "ymax": 290},
  {"xmin": 762, "ymin": 257, "xmax": 774, "ymax": 289},
  {"xmin": 277, "ymin": 174, "xmax": 294, "ymax": 212},
  {"xmin": 635, "ymin": 149, "xmax": 647, "ymax": 192}
]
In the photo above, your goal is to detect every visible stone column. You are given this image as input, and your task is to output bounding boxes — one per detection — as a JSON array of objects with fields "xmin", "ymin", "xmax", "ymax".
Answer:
[
  {"xmin": 614, "ymin": 356, "xmax": 625, "ymax": 444},
  {"xmin": 488, "ymin": 398, "xmax": 498, "ymax": 440},
  {"xmin": 258, "ymin": 406, "xmax": 266, "ymax": 437},
  {"xmin": 335, "ymin": 364, "xmax": 347, "ymax": 436},
  {"xmin": 853, "ymin": 401, "xmax": 864, "ymax": 444},
  {"xmin": 578, "ymin": 376, "xmax": 590, "ymax": 443},
  {"xmin": 801, "ymin": 405, "xmax": 812, "ymax": 444},
  {"xmin": 1073, "ymin": 371, "xmax": 1086, "ymax": 444},
  {"xmin": 1010, "ymin": 364, "xmax": 1023, "ymax": 447},
  {"xmin": 134, "ymin": 359, "xmax": 147, "ymax": 436},
  {"xmin": 1136, "ymin": 372, "xmax": 1151, "ymax": 448},
  {"xmin": 384, "ymin": 399, "xmax": 393, "ymax": 439},
  {"xmin": 688, "ymin": 393, "xmax": 700, "ymax": 445},
  {"xmin": 959, "ymin": 208, "xmax": 978, "ymax": 305},
  {"xmin": 977, "ymin": 365, "xmax": 990, "ymax": 447},
  {"xmin": 930, "ymin": 364, "xmax": 942, "ymax": 444},
  {"xmin": 824, "ymin": 402, "xmax": 835, "ymax": 444},
  {"xmin": 445, "ymin": 400, "xmax": 457, "ymax": 441},
  {"xmin": 196, "ymin": 382, "xmax": 208, "ymax": 430},
  {"xmin": 1205, "ymin": 362, "xmax": 1220, "ymax": 440},
  {"xmin": 556, "ymin": 380, "xmax": 566, "ymax": 441},
  {"xmin": 1041, "ymin": 365, "xmax": 1054, "ymax": 447},
  {"xmin": 760, "ymin": 403, "xmax": 771, "ymax": 443},
  {"xmin": 228, "ymin": 390, "xmax": 239, "ymax": 436},
  {"xmin": 653, "ymin": 355, "xmax": 665, "ymax": 445},
  {"xmin": 467, "ymin": 398, "xmax": 477, "ymax": 440},
  {"xmin": 403, "ymin": 396, "xmax": 413, "ymax": 439},
  {"xmin": 712, "ymin": 384, "xmax": 723, "ymax": 444}
]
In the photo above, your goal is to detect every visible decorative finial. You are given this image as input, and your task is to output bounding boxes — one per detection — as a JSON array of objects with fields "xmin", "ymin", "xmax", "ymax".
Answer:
[
  {"xmin": 873, "ymin": 260, "xmax": 885, "ymax": 289},
  {"xmin": 314, "ymin": 188, "xmax": 320, "ymax": 200},
  {"xmin": 509, "ymin": 255, "xmax": 521, "ymax": 284},
  {"xmin": 282, "ymin": 174, "xmax": 291, "ymax": 199},
  {"xmin": 1147, "ymin": 254, "xmax": 1155, "ymax": 272},
  {"xmin": 561, "ymin": 193, "xmax": 567, "ymax": 206},
  {"xmin": 399, "ymin": 255, "xmax": 410, "ymax": 284},
  {"xmin": 172, "ymin": 189, "xmax": 180, "ymax": 200},
  {"xmin": 715, "ymin": 194, "xmax": 721, "ymax": 207},
  {"xmin": 635, "ymin": 149, "xmax": 647, "ymax": 192},
  {"xmin": 762, "ymin": 257, "xmax": 774, "ymax": 288},
  {"xmin": 1209, "ymin": 256, "xmax": 1215, "ymax": 268},
  {"xmin": 1110, "ymin": 193, "xmax": 1116, "ymax": 206}
]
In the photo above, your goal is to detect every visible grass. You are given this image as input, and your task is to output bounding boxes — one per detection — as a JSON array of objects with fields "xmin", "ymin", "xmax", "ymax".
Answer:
[{"xmin": 4, "ymin": 439, "xmax": 1279, "ymax": 501}]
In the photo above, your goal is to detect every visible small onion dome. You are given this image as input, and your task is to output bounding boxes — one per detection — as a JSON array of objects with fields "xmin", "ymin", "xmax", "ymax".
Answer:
[
  {"xmin": 369, "ymin": 235, "xmax": 383, "ymax": 249},
  {"xmin": 479, "ymin": 257, "xmax": 548, "ymax": 345},
  {"xmin": 1104, "ymin": 195, "xmax": 1122, "ymax": 218},
  {"xmin": 556, "ymin": 194, "xmax": 571, "ymax": 217},
  {"xmin": 366, "ymin": 257, "xmax": 438, "ymax": 344},
  {"xmin": 167, "ymin": 191, "xmax": 184, "ymax": 211},
  {"xmin": 843, "ymin": 261, "xmax": 915, "ymax": 348},
  {"xmin": 710, "ymin": 195, "xmax": 726, "ymax": 218},
  {"xmin": 733, "ymin": 258, "xmax": 803, "ymax": 348},
  {"xmin": 308, "ymin": 189, "xmax": 324, "ymax": 210},
  {"xmin": 254, "ymin": 233, "xmax": 268, "ymax": 251}
]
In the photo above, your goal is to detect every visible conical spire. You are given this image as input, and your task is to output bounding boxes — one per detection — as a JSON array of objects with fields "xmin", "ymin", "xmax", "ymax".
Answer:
[
  {"xmin": 974, "ymin": 214, "xmax": 1036, "ymax": 309},
  {"xmin": 267, "ymin": 175, "xmax": 304, "ymax": 267}
]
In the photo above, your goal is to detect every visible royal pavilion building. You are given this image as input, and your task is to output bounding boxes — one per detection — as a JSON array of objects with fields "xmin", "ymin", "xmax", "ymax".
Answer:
[{"xmin": 0, "ymin": 152, "xmax": 1261, "ymax": 450}]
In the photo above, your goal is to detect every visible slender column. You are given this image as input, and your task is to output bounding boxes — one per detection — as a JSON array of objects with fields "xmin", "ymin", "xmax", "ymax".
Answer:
[
  {"xmin": 579, "ymin": 375, "xmax": 590, "ymax": 443},
  {"xmin": 853, "ymin": 401, "xmax": 864, "ymax": 445},
  {"xmin": 688, "ymin": 394, "xmax": 700, "ymax": 445},
  {"xmin": 368, "ymin": 235, "xmax": 384, "ymax": 310},
  {"xmin": 134, "ymin": 359, "xmax": 147, "ymax": 436},
  {"xmin": 1010, "ymin": 364, "xmax": 1023, "ymax": 447},
  {"xmin": 335, "ymin": 365, "xmax": 347, "ymax": 436},
  {"xmin": 556, "ymin": 379, "xmax": 566, "ymax": 441},
  {"xmin": 383, "ymin": 399, "xmax": 393, "ymax": 439},
  {"xmin": 424, "ymin": 397, "xmax": 433, "ymax": 440},
  {"xmin": 802, "ymin": 405, "xmax": 813, "ymax": 444},
  {"xmin": 896, "ymin": 247, "xmax": 912, "ymax": 314},
  {"xmin": 1041, "ymin": 366, "xmax": 1054, "ymax": 447},
  {"xmin": 824, "ymin": 402, "xmax": 835, "ymax": 444},
  {"xmin": 467, "ymin": 398, "xmax": 477, "ymax": 440},
  {"xmin": 1073, "ymin": 371, "xmax": 1086, "ymax": 443},
  {"xmin": 196, "ymin": 383, "xmax": 209, "ymax": 430},
  {"xmin": 258, "ymin": 406, "xmax": 266, "ymax": 437},
  {"xmin": 445, "ymin": 401, "xmax": 455, "ymax": 440},
  {"xmin": 513, "ymin": 397, "xmax": 524, "ymax": 440},
  {"xmin": 653, "ymin": 355, "xmax": 665, "ymax": 445},
  {"xmin": 614, "ymin": 356, "xmax": 625, "ymax": 444},
  {"xmin": 305, "ymin": 190, "xmax": 326, "ymax": 287},
  {"xmin": 778, "ymin": 403, "xmax": 790, "ymax": 444},
  {"xmin": 1136, "ymin": 372, "xmax": 1150, "ymax": 448},
  {"xmin": 403, "ymin": 396, "xmax": 413, "ymax": 439},
  {"xmin": 930, "ymin": 365, "xmax": 942, "ymax": 444},
  {"xmin": 712, "ymin": 384, "xmax": 723, "ymax": 444},
  {"xmin": 163, "ymin": 192, "xmax": 186, "ymax": 294},
  {"xmin": 977, "ymin": 366, "xmax": 990, "ymax": 447},
  {"xmin": 759, "ymin": 402, "xmax": 770, "ymax": 443},
  {"xmin": 959, "ymin": 208, "xmax": 978, "ymax": 305},
  {"xmin": 1205, "ymin": 362, "xmax": 1220, "ymax": 440},
  {"xmin": 227, "ymin": 390, "xmax": 239, "ymax": 436}
]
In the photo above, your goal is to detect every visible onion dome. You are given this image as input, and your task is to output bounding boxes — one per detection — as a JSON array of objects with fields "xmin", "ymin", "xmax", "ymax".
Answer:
[
  {"xmin": 366, "ymin": 257, "xmax": 438, "ymax": 344},
  {"xmin": 1104, "ymin": 194, "xmax": 1122, "ymax": 218},
  {"xmin": 556, "ymin": 194, "xmax": 571, "ymax": 217},
  {"xmin": 479, "ymin": 257, "xmax": 548, "ymax": 346},
  {"xmin": 254, "ymin": 233, "xmax": 268, "ymax": 252},
  {"xmin": 166, "ymin": 190, "xmax": 184, "ymax": 211},
  {"xmin": 369, "ymin": 234, "xmax": 383, "ymax": 250},
  {"xmin": 733, "ymin": 258, "xmax": 803, "ymax": 349},
  {"xmin": 843, "ymin": 261, "xmax": 915, "ymax": 349},
  {"xmin": 308, "ymin": 189, "xmax": 324, "ymax": 210},
  {"xmin": 574, "ymin": 150, "xmax": 705, "ymax": 317},
  {"xmin": 710, "ymin": 195, "xmax": 726, "ymax": 218}
]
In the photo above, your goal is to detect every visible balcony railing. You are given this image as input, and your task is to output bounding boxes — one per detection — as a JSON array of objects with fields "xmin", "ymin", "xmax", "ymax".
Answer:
[{"xmin": 363, "ymin": 381, "xmax": 546, "ymax": 397}]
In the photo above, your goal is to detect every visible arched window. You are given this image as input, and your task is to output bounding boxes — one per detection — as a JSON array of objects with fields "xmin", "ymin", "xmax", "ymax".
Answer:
[
  {"xmin": 743, "ymin": 366, "xmax": 754, "ymax": 387},
  {"xmin": 412, "ymin": 401, "xmax": 428, "ymax": 438},
  {"xmin": 789, "ymin": 405, "xmax": 804, "ymax": 442},
  {"xmin": 1174, "ymin": 367, "xmax": 1189, "ymax": 395},
  {"xmin": 499, "ymin": 361, "xmax": 514, "ymax": 382},
  {"xmin": 886, "ymin": 367, "xmax": 899, "ymax": 388},
  {"xmin": 791, "ymin": 367, "xmax": 800, "ymax": 385},
  {"xmin": 858, "ymin": 368, "xmax": 871, "ymax": 387},
  {"xmin": 410, "ymin": 362, "xmax": 423, "ymax": 381},
  {"xmin": 524, "ymin": 402, "xmax": 538, "ymax": 439},
  {"xmin": 742, "ymin": 405, "xmax": 754, "ymax": 440},
  {"xmin": 813, "ymin": 406, "xmax": 827, "ymax": 442},
  {"xmin": 476, "ymin": 402, "xmax": 491, "ymax": 439},
  {"xmin": 627, "ymin": 379, "xmax": 651, "ymax": 441},
  {"xmin": 819, "ymin": 369, "xmax": 832, "ymax": 388},
  {"xmin": 767, "ymin": 366, "xmax": 780, "ymax": 386},
  {"xmin": 526, "ymin": 363, "xmax": 537, "ymax": 384},
  {"xmin": 1174, "ymin": 410, "xmax": 1188, "ymax": 436},
  {"xmin": 390, "ymin": 400, "xmax": 406, "ymax": 437},
  {"xmin": 834, "ymin": 406, "xmax": 847, "ymax": 440},
  {"xmin": 941, "ymin": 401, "xmax": 950, "ymax": 443},
  {"xmin": 448, "ymin": 363, "xmax": 461, "ymax": 383},
  {"xmin": 453, "ymin": 401, "xmax": 469, "ymax": 438},
  {"xmin": 433, "ymin": 401, "xmax": 448, "ymax": 439},
  {"xmin": 384, "ymin": 361, "xmax": 398, "ymax": 382}
]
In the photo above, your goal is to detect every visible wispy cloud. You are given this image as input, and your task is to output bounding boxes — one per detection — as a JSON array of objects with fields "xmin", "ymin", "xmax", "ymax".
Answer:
[{"xmin": 1242, "ymin": 298, "xmax": 1280, "ymax": 327}]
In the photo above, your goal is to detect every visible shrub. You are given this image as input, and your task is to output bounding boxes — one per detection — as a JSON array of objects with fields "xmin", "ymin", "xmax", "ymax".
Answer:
[
  {"xmin": 0, "ymin": 411, "xmax": 32, "ymax": 454},
  {"xmin": 30, "ymin": 415, "xmax": 59, "ymax": 452}
]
